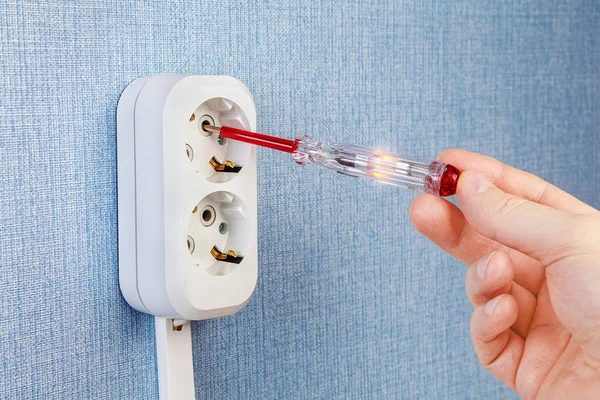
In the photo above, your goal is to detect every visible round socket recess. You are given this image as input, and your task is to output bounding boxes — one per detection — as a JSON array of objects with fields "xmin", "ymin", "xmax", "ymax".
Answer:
[
  {"xmin": 185, "ymin": 97, "xmax": 252, "ymax": 183},
  {"xmin": 187, "ymin": 191, "xmax": 252, "ymax": 276}
]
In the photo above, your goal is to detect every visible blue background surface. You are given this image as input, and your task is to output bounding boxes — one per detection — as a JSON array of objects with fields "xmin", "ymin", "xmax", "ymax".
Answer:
[{"xmin": 1, "ymin": 1, "xmax": 598, "ymax": 398}]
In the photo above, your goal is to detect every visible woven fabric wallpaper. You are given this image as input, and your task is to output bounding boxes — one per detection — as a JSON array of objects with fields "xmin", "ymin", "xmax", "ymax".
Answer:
[{"xmin": 1, "ymin": 1, "xmax": 598, "ymax": 398}]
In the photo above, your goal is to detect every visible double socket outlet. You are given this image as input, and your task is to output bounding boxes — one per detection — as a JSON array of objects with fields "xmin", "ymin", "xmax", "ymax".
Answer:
[{"xmin": 117, "ymin": 75, "xmax": 258, "ymax": 321}]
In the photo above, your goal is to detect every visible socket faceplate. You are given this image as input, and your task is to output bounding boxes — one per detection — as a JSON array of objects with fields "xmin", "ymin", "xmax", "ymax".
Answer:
[{"xmin": 117, "ymin": 75, "xmax": 258, "ymax": 320}]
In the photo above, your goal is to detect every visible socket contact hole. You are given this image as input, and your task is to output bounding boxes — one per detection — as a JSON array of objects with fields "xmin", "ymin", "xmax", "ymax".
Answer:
[
  {"xmin": 198, "ymin": 114, "xmax": 215, "ymax": 137},
  {"xmin": 186, "ymin": 144, "xmax": 194, "ymax": 161},
  {"xmin": 187, "ymin": 235, "xmax": 195, "ymax": 253},
  {"xmin": 200, "ymin": 205, "xmax": 216, "ymax": 227}
]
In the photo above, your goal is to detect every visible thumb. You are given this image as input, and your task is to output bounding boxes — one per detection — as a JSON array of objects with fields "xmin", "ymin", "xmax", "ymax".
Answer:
[{"xmin": 456, "ymin": 170, "xmax": 579, "ymax": 264}]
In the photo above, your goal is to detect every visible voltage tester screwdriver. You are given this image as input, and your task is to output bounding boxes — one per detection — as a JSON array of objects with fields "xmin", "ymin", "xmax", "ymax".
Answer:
[{"xmin": 203, "ymin": 124, "xmax": 460, "ymax": 197}]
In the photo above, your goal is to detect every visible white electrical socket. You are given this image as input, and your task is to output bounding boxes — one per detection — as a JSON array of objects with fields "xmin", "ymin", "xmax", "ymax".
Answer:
[{"xmin": 117, "ymin": 75, "xmax": 258, "ymax": 321}]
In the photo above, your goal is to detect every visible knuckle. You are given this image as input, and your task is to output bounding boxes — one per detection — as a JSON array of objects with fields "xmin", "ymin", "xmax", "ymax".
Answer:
[
  {"xmin": 531, "ymin": 181, "xmax": 550, "ymax": 203},
  {"xmin": 492, "ymin": 195, "xmax": 527, "ymax": 228}
]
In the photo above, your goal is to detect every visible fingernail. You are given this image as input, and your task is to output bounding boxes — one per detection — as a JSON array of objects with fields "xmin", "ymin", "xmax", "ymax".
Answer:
[
  {"xmin": 485, "ymin": 295, "xmax": 504, "ymax": 316},
  {"xmin": 476, "ymin": 252, "xmax": 495, "ymax": 280},
  {"xmin": 465, "ymin": 171, "xmax": 494, "ymax": 194}
]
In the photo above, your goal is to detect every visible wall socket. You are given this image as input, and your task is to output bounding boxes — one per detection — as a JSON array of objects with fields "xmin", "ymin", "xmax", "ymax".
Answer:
[{"xmin": 117, "ymin": 75, "xmax": 258, "ymax": 321}]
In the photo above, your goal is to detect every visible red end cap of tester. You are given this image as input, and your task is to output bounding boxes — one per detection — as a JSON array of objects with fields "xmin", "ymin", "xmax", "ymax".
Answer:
[{"xmin": 439, "ymin": 164, "xmax": 460, "ymax": 197}]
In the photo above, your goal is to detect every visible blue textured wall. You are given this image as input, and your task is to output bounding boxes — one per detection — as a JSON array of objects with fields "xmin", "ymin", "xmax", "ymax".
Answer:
[{"xmin": 1, "ymin": 1, "xmax": 598, "ymax": 398}]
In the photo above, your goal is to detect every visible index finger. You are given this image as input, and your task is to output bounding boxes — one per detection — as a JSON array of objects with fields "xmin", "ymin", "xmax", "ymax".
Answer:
[{"xmin": 438, "ymin": 149, "xmax": 598, "ymax": 216}]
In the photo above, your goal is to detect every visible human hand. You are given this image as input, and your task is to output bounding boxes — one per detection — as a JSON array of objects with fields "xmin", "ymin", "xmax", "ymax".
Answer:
[{"xmin": 409, "ymin": 149, "xmax": 600, "ymax": 399}]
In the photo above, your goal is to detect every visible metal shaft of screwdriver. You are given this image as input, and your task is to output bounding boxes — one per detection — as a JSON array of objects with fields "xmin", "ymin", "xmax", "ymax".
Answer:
[
  {"xmin": 203, "ymin": 125, "xmax": 296, "ymax": 153},
  {"xmin": 202, "ymin": 124, "xmax": 221, "ymax": 135}
]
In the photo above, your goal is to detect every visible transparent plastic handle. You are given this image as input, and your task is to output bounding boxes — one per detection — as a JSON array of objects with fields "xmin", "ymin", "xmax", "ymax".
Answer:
[{"xmin": 292, "ymin": 135, "xmax": 460, "ymax": 197}]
